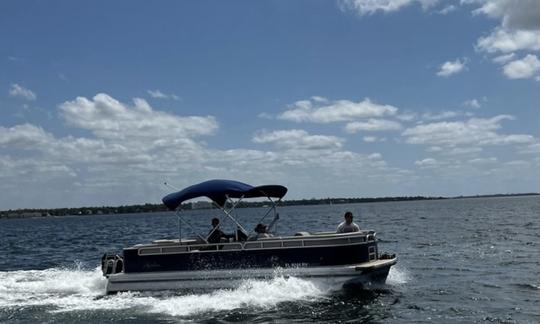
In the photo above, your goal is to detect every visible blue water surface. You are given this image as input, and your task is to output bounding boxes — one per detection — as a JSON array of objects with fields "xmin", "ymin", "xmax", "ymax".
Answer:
[{"xmin": 1, "ymin": 196, "xmax": 539, "ymax": 323}]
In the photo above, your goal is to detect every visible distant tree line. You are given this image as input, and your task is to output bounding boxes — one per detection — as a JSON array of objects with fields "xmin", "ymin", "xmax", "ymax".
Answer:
[{"xmin": 1, "ymin": 193, "xmax": 538, "ymax": 219}]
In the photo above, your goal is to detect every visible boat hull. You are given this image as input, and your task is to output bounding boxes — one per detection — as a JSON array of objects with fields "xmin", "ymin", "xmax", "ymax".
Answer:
[
  {"xmin": 123, "ymin": 236, "xmax": 378, "ymax": 273},
  {"xmin": 105, "ymin": 258, "xmax": 396, "ymax": 294}
]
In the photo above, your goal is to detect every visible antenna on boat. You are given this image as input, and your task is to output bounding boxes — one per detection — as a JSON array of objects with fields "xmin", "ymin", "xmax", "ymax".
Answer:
[{"xmin": 164, "ymin": 182, "xmax": 180, "ymax": 191}]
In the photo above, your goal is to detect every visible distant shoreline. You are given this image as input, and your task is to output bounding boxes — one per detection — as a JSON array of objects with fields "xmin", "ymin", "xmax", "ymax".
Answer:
[{"xmin": 1, "ymin": 193, "xmax": 538, "ymax": 219}]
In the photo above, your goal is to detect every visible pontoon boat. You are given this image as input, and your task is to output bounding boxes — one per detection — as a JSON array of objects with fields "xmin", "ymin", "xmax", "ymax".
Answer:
[{"xmin": 101, "ymin": 179, "xmax": 396, "ymax": 294}]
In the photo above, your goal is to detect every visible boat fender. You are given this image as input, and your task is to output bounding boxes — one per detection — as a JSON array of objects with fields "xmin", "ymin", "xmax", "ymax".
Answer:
[
  {"xmin": 101, "ymin": 253, "xmax": 124, "ymax": 276},
  {"xmin": 379, "ymin": 252, "xmax": 396, "ymax": 260},
  {"xmin": 114, "ymin": 255, "xmax": 124, "ymax": 273}
]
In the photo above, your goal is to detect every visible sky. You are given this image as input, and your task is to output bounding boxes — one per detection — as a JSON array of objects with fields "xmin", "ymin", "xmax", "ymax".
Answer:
[{"xmin": 1, "ymin": 0, "xmax": 540, "ymax": 209}]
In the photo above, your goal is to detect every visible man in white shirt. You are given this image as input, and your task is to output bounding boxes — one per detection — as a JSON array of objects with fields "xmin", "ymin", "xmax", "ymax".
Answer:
[{"xmin": 337, "ymin": 211, "xmax": 360, "ymax": 233}]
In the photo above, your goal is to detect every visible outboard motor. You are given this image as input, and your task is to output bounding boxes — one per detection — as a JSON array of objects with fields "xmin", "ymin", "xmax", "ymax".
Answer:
[{"xmin": 101, "ymin": 253, "xmax": 124, "ymax": 276}]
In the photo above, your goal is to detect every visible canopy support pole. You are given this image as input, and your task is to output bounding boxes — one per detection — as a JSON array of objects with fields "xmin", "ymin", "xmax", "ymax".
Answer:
[
  {"xmin": 176, "ymin": 208, "xmax": 182, "ymax": 243},
  {"xmin": 176, "ymin": 208, "xmax": 208, "ymax": 243},
  {"xmin": 205, "ymin": 195, "xmax": 249, "ymax": 242},
  {"xmin": 217, "ymin": 195, "xmax": 249, "ymax": 235},
  {"xmin": 247, "ymin": 196, "xmax": 280, "ymax": 236}
]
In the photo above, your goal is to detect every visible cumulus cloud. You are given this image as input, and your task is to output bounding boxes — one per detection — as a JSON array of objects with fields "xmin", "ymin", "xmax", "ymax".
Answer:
[
  {"xmin": 443, "ymin": 146, "xmax": 483, "ymax": 156},
  {"xmin": 472, "ymin": 1, "xmax": 540, "ymax": 79},
  {"xmin": 468, "ymin": 157, "xmax": 498, "ymax": 165},
  {"xmin": 492, "ymin": 53, "xmax": 516, "ymax": 64},
  {"xmin": 0, "ymin": 123, "xmax": 54, "ymax": 148},
  {"xmin": 462, "ymin": 99, "xmax": 481, "ymax": 109},
  {"xmin": 436, "ymin": 58, "xmax": 468, "ymax": 77},
  {"xmin": 403, "ymin": 115, "xmax": 534, "ymax": 146},
  {"xmin": 414, "ymin": 158, "xmax": 440, "ymax": 167},
  {"xmin": 338, "ymin": 0, "xmax": 540, "ymax": 81},
  {"xmin": 253, "ymin": 129, "xmax": 344, "ymax": 150},
  {"xmin": 2, "ymin": 92, "xmax": 425, "ymax": 208},
  {"xmin": 502, "ymin": 54, "xmax": 540, "ymax": 79},
  {"xmin": 147, "ymin": 89, "xmax": 180, "ymax": 100},
  {"xmin": 257, "ymin": 112, "xmax": 273, "ymax": 119},
  {"xmin": 59, "ymin": 93, "xmax": 217, "ymax": 140},
  {"xmin": 472, "ymin": 0, "xmax": 540, "ymax": 30},
  {"xmin": 519, "ymin": 142, "xmax": 540, "ymax": 155},
  {"xmin": 477, "ymin": 28, "xmax": 540, "ymax": 54},
  {"xmin": 438, "ymin": 4, "xmax": 457, "ymax": 15},
  {"xmin": 421, "ymin": 110, "xmax": 472, "ymax": 121},
  {"xmin": 8, "ymin": 83, "xmax": 36, "ymax": 101},
  {"xmin": 339, "ymin": 0, "xmax": 439, "ymax": 15},
  {"xmin": 278, "ymin": 97, "xmax": 398, "ymax": 123},
  {"xmin": 344, "ymin": 119, "xmax": 402, "ymax": 133}
]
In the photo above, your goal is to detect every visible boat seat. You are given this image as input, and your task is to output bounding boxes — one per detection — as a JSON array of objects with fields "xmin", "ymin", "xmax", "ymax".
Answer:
[{"xmin": 294, "ymin": 231, "xmax": 311, "ymax": 236}]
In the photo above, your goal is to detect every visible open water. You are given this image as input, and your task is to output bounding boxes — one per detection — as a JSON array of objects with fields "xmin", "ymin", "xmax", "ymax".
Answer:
[{"xmin": 0, "ymin": 196, "xmax": 539, "ymax": 323}]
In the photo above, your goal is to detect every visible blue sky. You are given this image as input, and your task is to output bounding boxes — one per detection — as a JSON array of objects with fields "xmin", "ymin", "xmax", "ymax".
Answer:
[{"xmin": 1, "ymin": 0, "xmax": 539, "ymax": 209}]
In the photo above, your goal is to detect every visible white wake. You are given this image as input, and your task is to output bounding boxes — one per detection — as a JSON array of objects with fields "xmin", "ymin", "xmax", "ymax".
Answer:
[
  {"xmin": 386, "ymin": 266, "xmax": 411, "ymax": 285},
  {"xmin": 0, "ymin": 266, "xmax": 329, "ymax": 317}
]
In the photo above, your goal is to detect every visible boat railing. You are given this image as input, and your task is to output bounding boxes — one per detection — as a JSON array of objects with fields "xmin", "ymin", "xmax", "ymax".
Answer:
[{"xmin": 138, "ymin": 231, "xmax": 377, "ymax": 256}]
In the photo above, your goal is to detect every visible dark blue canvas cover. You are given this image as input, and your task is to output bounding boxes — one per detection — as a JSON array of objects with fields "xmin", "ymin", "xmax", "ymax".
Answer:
[{"xmin": 162, "ymin": 179, "xmax": 287, "ymax": 210}]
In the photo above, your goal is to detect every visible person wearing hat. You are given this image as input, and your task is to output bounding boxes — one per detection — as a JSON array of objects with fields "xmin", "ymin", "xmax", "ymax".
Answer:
[
  {"xmin": 248, "ymin": 222, "xmax": 274, "ymax": 240},
  {"xmin": 337, "ymin": 211, "xmax": 360, "ymax": 233}
]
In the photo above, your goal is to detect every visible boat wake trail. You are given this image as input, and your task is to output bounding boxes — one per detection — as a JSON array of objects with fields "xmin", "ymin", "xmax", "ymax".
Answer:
[
  {"xmin": 0, "ymin": 266, "xmax": 329, "ymax": 317},
  {"xmin": 146, "ymin": 277, "xmax": 328, "ymax": 316},
  {"xmin": 0, "ymin": 265, "xmax": 106, "ymax": 310},
  {"xmin": 386, "ymin": 266, "xmax": 410, "ymax": 285}
]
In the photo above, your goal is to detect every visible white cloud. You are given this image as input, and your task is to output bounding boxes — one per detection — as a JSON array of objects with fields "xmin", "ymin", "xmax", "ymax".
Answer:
[
  {"xmin": 8, "ymin": 83, "xmax": 36, "ymax": 101},
  {"xmin": 472, "ymin": 1, "xmax": 540, "ymax": 80},
  {"xmin": 278, "ymin": 97, "xmax": 398, "ymax": 123},
  {"xmin": 472, "ymin": 0, "xmax": 540, "ymax": 30},
  {"xmin": 147, "ymin": 89, "xmax": 180, "ymax": 100},
  {"xmin": 363, "ymin": 136, "xmax": 378, "ymax": 142},
  {"xmin": 1, "ymin": 92, "xmax": 424, "ymax": 209},
  {"xmin": 257, "ymin": 112, "xmax": 273, "ymax": 119},
  {"xmin": 7, "ymin": 56, "xmax": 24, "ymax": 62},
  {"xmin": 519, "ymin": 142, "xmax": 540, "ymax": 154},
  {"xmin": 0, "ymin": 94, "xmax": 228, "ymax": 208},
  {"xmin": 403, "ymin": 115, "xmax": 535, "ymax": 146},
  {"xmin": 414, "ymin": 158, "xmax": 440, "ymax": 167},
  {"xmin": 0, "ymin": 123, "xmax": 54, "ymax": 148},
  {"xmin": 59, "ymin": 93, "xmax": 217, "ymax": 140},
  {"xmin": 339, "ymin": 0, "xmax": 439, "ymax": 15},
  {"xmin": 502, "ymin": 54, "xmax": 540, "ymax": 79},
  {"xmin": 468, "ymin": 157, "xmax": 498, "ymax": 165},
  {"xmin": 476, "ymin": 28, "xmax": 540, "ymax": 54},
  {"xmin": 421, "ymin": 110, "xmax": 472, "ymax": 121},
  {"xmin": 426, "ymin": 146, "xmax": 443, "ymax": 152},
  {"xmin": 396, "ymin": 111, "xmax": 417, "ymax": 121},
  {"xmin": 505, "ymin": 160, "xmax": 531, "ymax": 167},
  {"xmin": 492, "ymin": 52, "xmax": 516, "ymax": 64},
  {"xmin": 443, "ymin": 146, "xmax": 483, "ymax": 155},
  {"xmin": 344, "ymin": 119, "xmax": 402, "ymax": 133},
  {"xmin": 438, "ymin": 4, "xmax": 457, "ymax": 14},
  {"xmin": 462, "ymin": 99, "xmax": 481, "ymax": 109},
  {"xmin": 436, "ymin": 58, "xmax": 468, "ymax": 77},
  {"xmin": 253, "ymin": 129, "xmax": 344, "ymax": 150}
]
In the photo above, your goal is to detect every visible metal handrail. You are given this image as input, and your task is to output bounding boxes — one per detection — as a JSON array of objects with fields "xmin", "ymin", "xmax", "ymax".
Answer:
[{"xmin": 137, "ymin": 232, "xmax": 375, "ymax": 256}]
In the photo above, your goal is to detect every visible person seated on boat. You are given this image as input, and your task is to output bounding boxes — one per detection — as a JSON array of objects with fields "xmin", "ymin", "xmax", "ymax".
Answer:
[
  {"xmin": 248, "ymin": 213, "xmax": 279, "ymax": 240},
  {"xmin": 247, "ymin": 223, "xmax": 273, "ymax": 240},
  {"xmin": 207, "ymin": 218, "xmax": 231, "ymax": 243},
  {"xmin": 337, "ymin": 211, "xmax": 360, "ymax": 233}
]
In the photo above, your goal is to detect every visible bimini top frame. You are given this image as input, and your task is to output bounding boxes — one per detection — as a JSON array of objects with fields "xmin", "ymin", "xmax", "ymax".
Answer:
[{"xmin": 162, "ymin": 179, "xmax": 288, "ymax": 244}]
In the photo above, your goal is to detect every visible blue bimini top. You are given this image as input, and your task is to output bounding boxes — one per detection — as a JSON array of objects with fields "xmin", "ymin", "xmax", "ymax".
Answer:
[{"xmin": 162, "ymin": 179, "xmax": 288, "ymax": 210}]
